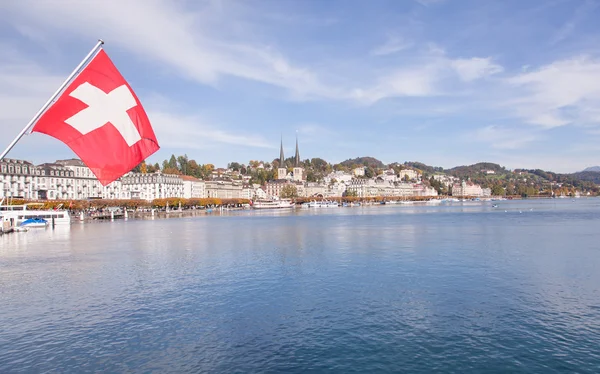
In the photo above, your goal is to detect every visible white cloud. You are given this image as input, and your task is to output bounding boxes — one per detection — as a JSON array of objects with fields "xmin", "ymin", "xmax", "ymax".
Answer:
[
  {"xmin": 370, "ymin": 36, "xmax": 413, "ymax": 56},
  {"xmin": 0, "ymin": 0, "xmax": 341, "ymax": 101},
  {"xmin": 451, "ymin": 57, "xmax": 504, "ymax": 82},
  {"xmin": 506, "ymin": 56, "xmax": 600, "ymax": 128},
  {"xmin": 0, "ymin": 0, "xmax": 509, "ymax": 106},
  {"xmin": 353, "ymin": 53, "xmax": 503, "ymax": 104},
  {"xmin": 148, "ymin": 111, "xmax": 274, "ymax": 150},
  {"xmin": 352, "ymin": 65, "xmax": 441, "ymax": 104},
  {"xmin": 468, "ymin": 125, "xmax": 541, "ymax": 150}
]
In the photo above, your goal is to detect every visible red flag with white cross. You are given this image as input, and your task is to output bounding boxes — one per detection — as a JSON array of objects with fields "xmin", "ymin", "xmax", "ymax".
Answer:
[{"xmin": 31, "ymin": 49, "xmax": 159, "ymax": 185}]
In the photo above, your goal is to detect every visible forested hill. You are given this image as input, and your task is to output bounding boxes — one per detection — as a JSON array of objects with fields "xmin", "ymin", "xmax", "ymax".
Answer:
[
  {"xmin": 402, "ymin": 161, "xmax": 444, "ymax": 175},
  {"xmin": 446, "ymin": 162, "xmax": 509, "ymax": 178},
  {"xmin": 339, "ymin": 157, "xmax": 385, "ymax": 169},
  {"xmin": 571, "ymin": 171, "xmax": 600, "ymax": 184}
]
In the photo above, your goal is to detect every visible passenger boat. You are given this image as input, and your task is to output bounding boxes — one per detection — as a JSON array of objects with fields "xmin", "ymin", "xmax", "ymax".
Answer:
[
  {"xmin": 252, "ymin": 199, "xmax": 295, "ymax": 209},
  {"xmin": 0, "ymin": 203, "xmax": 71, "ymax": 226}
]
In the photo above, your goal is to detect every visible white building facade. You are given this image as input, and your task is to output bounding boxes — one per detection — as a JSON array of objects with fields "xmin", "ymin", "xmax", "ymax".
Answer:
[{"xmin": 120, "ymin": 172, "xmax": 184, "ymax": 201}]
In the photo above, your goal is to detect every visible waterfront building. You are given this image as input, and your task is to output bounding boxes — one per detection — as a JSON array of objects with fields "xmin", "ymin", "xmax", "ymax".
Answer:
[
  {"xmin": 36, "ymin": 162, "xmax": 78, "ymax": 200},
  {"xmin": 304, "ymin": 182, "xmax": 327, "ymax": 198},
  {"xmin": 205, "ymin": 178, "xmax": 242, "ymax": 199},
  {"xmin": 55, "ymin": 159, "xmax": 110, "ymax": 200},
  {"xmin": 0, "ymin": 158, "xmax": 39, "ymax": 199},
  {"xmin": 347, "ymin": 178, "xmax": 437, "ymax": 198},
  {"xmin": 120, "ymin": 172, "xmax": 184, "ymax": 201},
  {"xmin": 241, "ymin": 185, "xmax": 254, "ymax": 200},
  {"xmin": 254, "ymin": 185, "xmax": 268, "ymax": 200},
  {"xmin": 181, "ymin": 175, "xmax": 206, "ymax": 199},
  {"xmin": 452, "ymin": 180, "xmax": 485, "ymax": 197},
  {"xmin": 265, "ymin": 179, "xmax": 289, "ymax": 198}
]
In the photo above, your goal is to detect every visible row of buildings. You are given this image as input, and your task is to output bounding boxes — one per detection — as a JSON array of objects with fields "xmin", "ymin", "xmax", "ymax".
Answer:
[{"xmin": 0, "ymin": 138, "xmax": 490, "ymax": 201}]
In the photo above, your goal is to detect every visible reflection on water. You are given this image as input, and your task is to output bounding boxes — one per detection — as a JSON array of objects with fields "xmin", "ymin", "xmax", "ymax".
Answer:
[{"xmin": 1, "ymin": 199, "xmax": 600, "ymax": 372}]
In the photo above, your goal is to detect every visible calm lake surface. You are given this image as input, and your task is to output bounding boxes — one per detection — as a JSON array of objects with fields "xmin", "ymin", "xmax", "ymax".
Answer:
[{"xmin": 1, "ymin": 199, "xmax": 600, "ymax": 373}]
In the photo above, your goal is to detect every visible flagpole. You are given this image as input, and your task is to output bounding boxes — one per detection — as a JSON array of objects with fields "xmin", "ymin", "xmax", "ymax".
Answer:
[{"xmin": 0, "ymin": 39, "xmax": 105, "ymax": 161}]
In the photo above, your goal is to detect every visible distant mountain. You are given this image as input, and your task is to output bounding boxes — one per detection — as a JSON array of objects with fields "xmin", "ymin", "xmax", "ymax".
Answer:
[
  {"xmin": 339, "ymin": 156, "xmax": 385, "ymax": 169},
  {"xmin": 582, "ymin": 166, "xmax": 600, "ymax": 172}
]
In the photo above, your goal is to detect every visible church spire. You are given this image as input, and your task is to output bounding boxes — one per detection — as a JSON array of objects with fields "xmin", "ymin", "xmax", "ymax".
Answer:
[
  {"xmin": 279, "ymin": 135, "xmax": 285, "ymax": 166},
  {"xmin": 294, "ymin": 132, "xmax": 300, "ymax": 167}
]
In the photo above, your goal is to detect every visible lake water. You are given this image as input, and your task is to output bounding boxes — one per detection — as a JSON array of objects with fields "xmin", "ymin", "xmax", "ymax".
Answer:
[{"xmin": 1, "ymin": 199, "xmax": 600, "ymax": 373}]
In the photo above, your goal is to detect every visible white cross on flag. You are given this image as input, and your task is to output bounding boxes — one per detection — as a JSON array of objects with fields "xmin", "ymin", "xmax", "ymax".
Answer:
[{"xmin": 32, "ymin": 49, "xmax": 159, "ymax": 185}]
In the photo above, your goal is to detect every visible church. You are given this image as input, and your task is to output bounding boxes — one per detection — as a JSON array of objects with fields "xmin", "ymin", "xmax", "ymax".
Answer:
[
  {"xmin": 276, "ymin": 135, "xmax": 304, "ymax": 182},
  {"xmin": 266, "ymin": 135, "xmax": 305, "ymax": 198}
]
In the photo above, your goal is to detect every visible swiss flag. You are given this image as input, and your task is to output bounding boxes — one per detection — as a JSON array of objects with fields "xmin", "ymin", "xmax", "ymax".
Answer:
[{"xmin": 32, "ymin": 49, "xmax": 159, "ymax": 185}]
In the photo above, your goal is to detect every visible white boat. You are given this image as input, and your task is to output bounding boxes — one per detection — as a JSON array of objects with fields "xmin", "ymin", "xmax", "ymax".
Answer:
[
  {"xmin": 0, "ymin": 203, "xmax": 71, "ymax": 226},
  {"xmin": 306, "ymin": 200, "xmax": 339, "ymax": 208},
  {"xmin": 252, "ymin": 199, "xmax": 295, "ymax": 210}
]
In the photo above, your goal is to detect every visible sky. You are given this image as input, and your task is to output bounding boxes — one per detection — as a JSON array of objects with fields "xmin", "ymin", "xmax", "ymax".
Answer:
[{"xmin": 1, "ymin": 0, "xmax": 600, "ymax": 173}]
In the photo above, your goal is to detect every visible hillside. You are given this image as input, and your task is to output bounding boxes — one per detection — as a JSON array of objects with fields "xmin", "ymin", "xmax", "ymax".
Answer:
[
  {"xmin": 402, "ymin": 161, "xmax": 444, "ymax": 175},
  {"xmin": 447, "ymin": 162, "xmax": 509, "ymax": 178},
  {"xmin": 583, "ymin": 166, "xmax": 600, "ymax": 172},
  {"xmin": 571, "ymin": 171, "xmax": 600, "ymax": 184},
  {"xmin": 339, "ymin": 157, "xmax": 385, "ymax": 169}
]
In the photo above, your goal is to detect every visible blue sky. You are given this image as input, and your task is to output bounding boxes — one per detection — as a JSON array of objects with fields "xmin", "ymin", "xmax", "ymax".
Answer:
[{"xmin": 1, "ymin": 0, "xmax": 600, "ymax": 172}]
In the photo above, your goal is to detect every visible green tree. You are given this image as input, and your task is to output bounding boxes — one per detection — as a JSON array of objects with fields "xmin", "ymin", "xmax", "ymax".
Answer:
[
  {"xmin": 168, "ymin": 154, "xmax": 178, "ymax": 169},
  {"xmin": 177, "ymin": 155, "xmax": 189, "ymax": 175},
  {"xmin": 280, "ymin": 184, "xmax": 298, "ymax": 198},
  {"xmin": 344, "ymin": 189, "xmax": 357, "ymax": 197},
  {"xmin": 228, "ymin": 162, "xmax": 242, "ymax": 172},
  {"xmin": 491, "ymin": 185, "xmax": 505, "ymax": 196},
  {"xmin": 365, "ymin": 167, "xmax": 376, "ymax": 178}
]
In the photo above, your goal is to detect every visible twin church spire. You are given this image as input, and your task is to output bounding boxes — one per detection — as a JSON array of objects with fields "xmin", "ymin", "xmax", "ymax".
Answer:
[
  {"xmin": 277, "ymin": 133, "xmax": 303, "ymax": 181},
  {"xmin": 279, "ymin": 134, "xmax": 301, "ymax": 167}
]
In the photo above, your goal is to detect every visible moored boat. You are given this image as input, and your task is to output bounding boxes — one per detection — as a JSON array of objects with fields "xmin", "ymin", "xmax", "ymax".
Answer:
[
  {"xmin": 0, "ymin": 203, "xmax": 70, "ymax": 226},
  {"xmin": 252, "ymin": 199, "xmax": 295, "ymax": 209}
]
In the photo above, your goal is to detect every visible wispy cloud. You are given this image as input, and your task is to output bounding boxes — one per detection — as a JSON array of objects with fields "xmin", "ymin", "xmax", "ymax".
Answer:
[
  {"xmin": 450, "ymin": 57, "xmax": 504, "ymax": 82},
  {"xmin": 0, "ymin": 0, "xmax": 342, "ymax": 101},
  {"xmin": 353, "ymin": 50, "xmax": 504, "ymax": 104},
  {"xmin": 148, "ymin": 111, "xmax": 274, "ymax": 150},
  {"xmin": 505, "ymin": 56, "xmax": 600, "ymax": 128},
  {"xmin": 370, "ymin": 36, "xmax": 413, "ymax": 56},
  {"xmin": 468, "ymin": 125, "xmax": 542, "ymax": 150}
]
